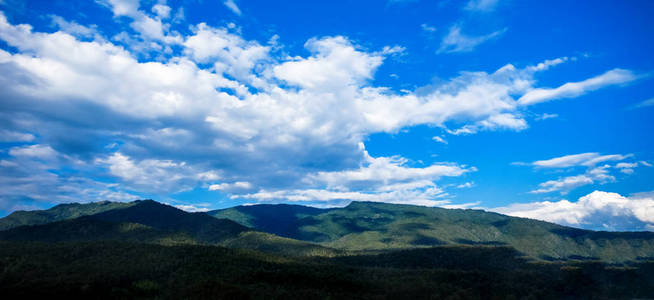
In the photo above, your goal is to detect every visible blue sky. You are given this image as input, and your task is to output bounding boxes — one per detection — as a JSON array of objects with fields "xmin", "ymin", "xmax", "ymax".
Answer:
[{"xmin": 0, "ymin": 0, "xmax": 653, "ymax": 231}]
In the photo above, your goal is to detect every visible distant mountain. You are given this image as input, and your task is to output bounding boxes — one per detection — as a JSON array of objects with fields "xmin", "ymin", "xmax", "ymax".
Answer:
[
  {"xmin": 210, "ymin": 201, "xmax": 654, "ymax": 262},
  {"xmin": 0, "ymin": 201, "xmax": 134, "ymax": 231},
  {"xmin": 0, "ymin": 200, "xmax": 338, "ymax": 256}
]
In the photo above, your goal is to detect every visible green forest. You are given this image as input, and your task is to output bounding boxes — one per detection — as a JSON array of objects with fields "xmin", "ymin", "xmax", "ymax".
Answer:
[{"xmin": 1, "ymin": 200, "xmax": 653, "ymax": 298}]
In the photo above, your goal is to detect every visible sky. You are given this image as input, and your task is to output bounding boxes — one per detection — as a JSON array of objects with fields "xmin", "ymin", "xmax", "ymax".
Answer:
[{"xmin": 0, "ymin": 0, "xmax": 653, "ymax": 231}]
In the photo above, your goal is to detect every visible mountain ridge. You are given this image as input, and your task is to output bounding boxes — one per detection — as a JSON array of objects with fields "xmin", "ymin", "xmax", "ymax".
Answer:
[
  {"xmin": 210, "ymin": 200, "xmax": 654, "ymax": 262},
  {"xmin": 2, "ymin": 199, "xmax": 654, "ymax": 262}
]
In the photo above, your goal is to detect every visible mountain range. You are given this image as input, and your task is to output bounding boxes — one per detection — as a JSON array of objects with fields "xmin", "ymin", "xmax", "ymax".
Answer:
[
  {"xmin": 2, "ymin": 199, "xmax": 654, "ymax": 298},
  {"xmin": 2, "ymin": 199, "xmax": 654, "ymax": 262}
]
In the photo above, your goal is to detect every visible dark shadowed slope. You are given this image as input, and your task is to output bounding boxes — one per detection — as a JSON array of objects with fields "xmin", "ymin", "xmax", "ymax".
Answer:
[
  {"xmin": 210, "ymin": 201, "xmax": 654, "ymax": 262},
  {"xmin": 89, "ymin": 200, "xmax": 249, "ymax": 243},
  {"xmin": 3, "ymin": 241, "xmax": 653, "ymax": 299},
  {"xmin": 207, "ymin": 204, "xmax": 329, "ymax": 238},
  {"xmin": 0, "ymin": 201, "xmax": 135, "ymax": 231}
]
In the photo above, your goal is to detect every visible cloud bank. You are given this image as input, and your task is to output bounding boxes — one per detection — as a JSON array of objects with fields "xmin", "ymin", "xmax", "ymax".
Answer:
[
  {"xmin": 0, "ymin": 3, "xmax": 639, "ymax": 211},
  {"xmin": 493, "ymin": 190, "xmax": 654, "ymax": 231}
]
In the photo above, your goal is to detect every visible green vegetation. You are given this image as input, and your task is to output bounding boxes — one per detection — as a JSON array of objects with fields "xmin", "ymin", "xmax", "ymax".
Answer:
[
  {"xmin": 1, "ymin": 241, "xmax": 652, "ymax": 299},
  {"xmin": 212, "ymin": 201, "xmax": 654, "ymax": 262},
  {"xmin": 1, "ymin": 199, "xmax": 654, "ymax": 297},
  {"xmin": 208, "ymin": 203, "xmax": 329, "ymax": 238},
  {"xmin": 0, "ymin": 200, "xmax": 336, "ymax": 256},
  {"xmin": 0, "ymin": 201, "xmax": 135, "ymax": 231}
]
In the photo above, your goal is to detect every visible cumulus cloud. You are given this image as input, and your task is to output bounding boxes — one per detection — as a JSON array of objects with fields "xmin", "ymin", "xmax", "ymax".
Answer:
[
  {"xmin": 172, "ymin": 203, "xmax": 210, "ymax": 212},
  {"xmin": 0, "ymin": 9, "xmax": 638, "ymax": 209},
  {"xmin": 0, "ymin": 144, "xmax": 139, "ymax": 212},
  {"xmin": 49, "ymin": 15, "xmax": 98, "ymax": 38},
  {"xmin": 438, "ymin": 25, "xmax": 506, "ymax": 53},
  {"xmin": 493, "ymin": 191, "xmax": 654, "ymax": 231}
]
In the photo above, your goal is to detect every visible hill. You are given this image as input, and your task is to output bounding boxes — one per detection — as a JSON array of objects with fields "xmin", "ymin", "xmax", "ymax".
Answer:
[
  {"xmin": 210, "ymin": 201, "xmax": 654, "ymax": 262},
  {"xmin": 0, "ymin": 201, "xmax": 135, "ymax": 231},
  {"xmin": 0, "ymin": 200, "xmax": 338, "ymax": 256}
]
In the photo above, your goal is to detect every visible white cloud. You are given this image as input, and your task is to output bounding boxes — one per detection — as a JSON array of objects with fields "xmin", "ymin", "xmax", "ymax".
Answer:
[
  {"xmin": 152, "ymin": 4, "xmax": 171, "ymax": 19},
  {"xmin": 305, "ymin": 149, "xmax": 474, "ymax": 191},
  {"xmin": 521, "ymin": 152, "xmax": 642, "ymax": 194},
  {"xmin": 273, "ymin": 36, "xmax": 383, "ymax": 90},
  {"xmin": 529, "ymin": 174, "xmax": 596, "ymax": 195},
  {"xmin": 238, "ymin": 187, "xmax": 451, "ymax": 207},
  {"xmin": 9, "ymin": 144, "xmax": 58, "ymax": 160},
  {"xmin": 172, "ymin": 203, "xmax": 209, "ymax": 212},
  {"xmin": 432, "ymin": 136, "xmax": 448, "ymax": 144},
  {"xmin": 183, "ymin": 22, "xmax": 269, "ymax": 82},
  {"xmin": 493, "ymin": 191, "xmax": 654, "ymax": 231},
  {"xmin": 518, "ymin": 68, "xmax": 637, "ymax": 105},
  {"xmin": 528, "ymin": 57, "xmax": 569, "ymax": 72},
  {"xmin": 628, "ymin": 97, "xmax": 654, "ymax": 110},
  {"xmin": 223, "ymin": 0, "xmax": 242, "ymax": 16},
  {"xmin": 0, "ymin": 144, "xmax": 140, "ymax": 212},
  {"xmin": 98, "ymin": 0, "xmax": 140, "ymax": 17},
  {"xmin": 50, "ymin": 15, "xmax": 98, "ymax": 38},
  {"xmin": 464, "ymin": 0, "xmax": 499, "ymax": 12},
  {"xmin": 615, "ymin": 161, "xmax": 652, "ymax": 174},
  {"xmin": 421, "ymin": 23, "xmax": 436, "ymax": 32},
  {"xmin": 456, "ymin": 182, "xmax": 474, "ymax": 188},
  {"xmin": 209, "ymin": 181, "xmax": 253, "ymax": 192},
  {"xmin": 438, "ymin": 25, "xmax": 506, "ymax": 53},
  {"xmin": 97, "ymin": 153, "xmax": 203, "ymax": 193},
  {"xmin": 530, "ymin": 152, "xmax": 630, "ymax": 168},
  {"xmin": 535, "ymin": 113, "xmax": 558, "ymax": 121},
  {"xmin": 0, "ymin": 130, "xmax": 34, "ymax": 142},
  {"xmin": 99, "ymin": 0, "xmax": 181, "ymax": 45},
  {"xmin": 0, "ymin": 11, "xmax": 639, "ymax": 208}
]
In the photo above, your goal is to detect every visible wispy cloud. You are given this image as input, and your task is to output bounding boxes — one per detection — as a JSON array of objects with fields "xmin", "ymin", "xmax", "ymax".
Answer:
[
  {"xmin": 464, "ymin": 0, "xmax": 499, "ymax": 12},
  {"xmin": 432, "ymin": 136, "xmax": 448, "ymax": 144},
  {"xmin": 518, "ymin": 69, "xmax": 637, "ymax": 105},
  {"xmin": 514, "ymin": 152, "xmax": 644, "ymax": 195},
  {"xmin": 421, "ymin": 23, "xmax": 436, "ymax": 32},
  {"xmin": 438, "ymin": 25, "xmax": 506, "ymax": 53},
  {"xmin": 224, "ymin": 0, "xmax": 242, "ymax": 16},
  {"xmin": 627, "ymin": 97, "xmax": 654, "ymax": 110},
  {"xmin": 529, "ymin": 152, "xmax": 630, "ymax": 168}
]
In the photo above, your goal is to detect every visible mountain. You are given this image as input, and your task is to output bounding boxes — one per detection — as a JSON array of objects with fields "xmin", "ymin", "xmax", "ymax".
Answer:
[
  {"xmin": 0, "ymin": 200, "xmax": 338, "ymax": 256},
  {"xmin": 0, "ymin": 200, "xmax": 248, "ymax": 244},
  {"xmin": 3, "ymin": 199, "xmax": 654, "ymax": 262},
  {"xmin": 210, "ymin": 201, "xmax": 654, "ymax": 262},
  {"xmin": 0, "ymin": 201, "xmax": 135, "ymax": 231},
  {"xmin": 208, "ymin": 203, "xmax": 329, "ymax": 238}
]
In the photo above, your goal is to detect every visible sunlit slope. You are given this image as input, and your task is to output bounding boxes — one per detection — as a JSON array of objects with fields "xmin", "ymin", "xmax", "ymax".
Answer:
[{"xmin": 212, "ymin": 201, "xmax": 654, "ymax": 262}]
